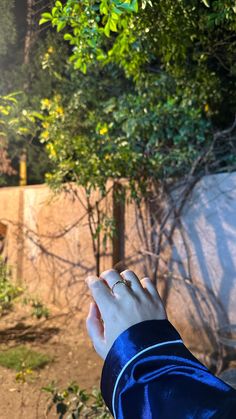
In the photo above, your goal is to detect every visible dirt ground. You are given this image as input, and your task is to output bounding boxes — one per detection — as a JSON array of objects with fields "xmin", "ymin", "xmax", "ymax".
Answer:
[
  {"xmin": 0, "ymin": 299, "xmax": 104, "ymax": 419},
  {"xmin": 1, "ymin": 298, "xmax": 236, "ymax": 419}
]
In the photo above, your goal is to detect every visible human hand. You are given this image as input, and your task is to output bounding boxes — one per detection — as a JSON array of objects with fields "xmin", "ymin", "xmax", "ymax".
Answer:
[{"xmin": 85, "ymin": 269, "xmax": 167, "ymax": 360}]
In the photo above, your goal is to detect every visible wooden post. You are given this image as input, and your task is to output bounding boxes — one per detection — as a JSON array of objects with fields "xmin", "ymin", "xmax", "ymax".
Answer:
[{"xmin": 19, "ymin": 150, "xmax": 27, "ymax": 186}]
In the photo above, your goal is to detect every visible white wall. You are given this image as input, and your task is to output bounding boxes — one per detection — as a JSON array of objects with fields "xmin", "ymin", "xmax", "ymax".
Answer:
[{"xmin": 171, "ymin": 172, "xmax": 236, "ymax": 323}]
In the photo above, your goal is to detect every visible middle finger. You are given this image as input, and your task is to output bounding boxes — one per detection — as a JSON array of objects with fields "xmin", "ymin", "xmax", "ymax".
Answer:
[{"xmin": 100, "ymin": 269, "xmax": 132, "ymax": 297}]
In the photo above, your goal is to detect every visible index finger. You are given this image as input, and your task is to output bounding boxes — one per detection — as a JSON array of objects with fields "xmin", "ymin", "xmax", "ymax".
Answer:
[{"xmin": 86, "ymin": 275, "xmax": 114, "ymax": 318}]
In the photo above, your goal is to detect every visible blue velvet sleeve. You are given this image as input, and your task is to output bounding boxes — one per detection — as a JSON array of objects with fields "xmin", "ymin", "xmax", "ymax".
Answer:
[{"xmin": 100, "ymin": 320, "xmax": 236, "ymax": 418}]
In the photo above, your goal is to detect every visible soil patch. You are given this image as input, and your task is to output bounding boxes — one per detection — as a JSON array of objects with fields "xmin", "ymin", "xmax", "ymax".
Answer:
[{"xmin": 0, "ymin": 300, "xmax": 103, "ymax": 419}]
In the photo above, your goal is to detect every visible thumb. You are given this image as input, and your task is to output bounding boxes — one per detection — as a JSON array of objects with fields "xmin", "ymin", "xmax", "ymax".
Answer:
[{"xmin": 86, "ymin": 301, "xmax": 105, "ymax": 353}]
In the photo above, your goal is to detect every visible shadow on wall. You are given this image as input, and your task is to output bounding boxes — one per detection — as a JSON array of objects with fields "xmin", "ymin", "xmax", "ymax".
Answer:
[
  {"xmin": 120, "ymin": 173, "xmax": 236, "ymax": 372},
  {"xmin": 0, "ymin": 174, "xmax": 236, "ymax": 372},
  {"xmin": 0, "ymin": 184, "xmax": 114, "ymax": 308},
  {"xmin": 160, "ymin": 173, "xmax": 236, "ymax": 371}
]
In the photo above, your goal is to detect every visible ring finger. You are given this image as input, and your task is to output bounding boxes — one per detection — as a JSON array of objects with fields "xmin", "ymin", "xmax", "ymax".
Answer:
[{"xmin": 100, "ymin": 269, "xmax": 132, "ymax": 297}]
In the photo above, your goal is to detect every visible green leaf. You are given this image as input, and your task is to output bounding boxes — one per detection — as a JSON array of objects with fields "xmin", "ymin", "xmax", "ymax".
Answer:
[
  {"xmin": 57, "ymin": 20, "xmax": 66, "ymax": 32},
  {"xmin": 74, "ymin": 58, "xmax": 82, "ymax": 69},
  {"xmin": 116, "ymin": 1, "xmax": 138, "ymax": 12},
  {"xmin": 1, "ymin": 92, "xmax": 21, "ymax": 102},
  {"xmin": 64, "ymin": 33, "xmax": 73, "ymax": 41},
  {"xmin": 109, "ymin": 18, "xmax": 118, "ymax": 32},
  {"xmin": 201, "ymin": 0, "xmax": 210, "ymax": 7},
  {"xmin": 104, "ymin": 22, "xmax": 110, "ymax": 37},
  {"xmin": 113, "ymin": 6, "xmax": 123, "ymax": 15},
  {"xmin": 81, "ymin": 63, "xmax": 87, "ymax": 74},
  {"xmin": 39, "ymin": 18, "xmax": 51, "ymax": 25},
  {"xmin": 55, "ymin": 1, "xmax": 63, "ymax": 7},
  {"xmin": 52, "ymin": 7, "xmax": 58, "ymax": 17},
  {"xmin": 132, "ymin": 0, "xmax": 139, "ymax": 12},
  {"xmin": 100, "ymin": 1, "xmax": 109, "ymax": 15},
  {"xmin": 3, "ymin": 97, "xmax": 17, "ymax": 104},
  {"xmin": 40, "ymin": 12, "xmax": 52, "ymax": 19},
  {"xmin": 97, "ymin": 53, "xmax": 107, "ymax": 60},
  {"xmin": 30, "ymin": 112, "xmax": 44, "ymax": 120},
  {"xmin": 17, "ymin": 127, "xmax": 31, "ymax": 135}
]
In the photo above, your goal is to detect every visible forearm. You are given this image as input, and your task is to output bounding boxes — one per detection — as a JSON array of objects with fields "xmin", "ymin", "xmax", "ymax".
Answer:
[{"xmin": 101, "ymin": 320, "xmax": 236, "ymax": 419}]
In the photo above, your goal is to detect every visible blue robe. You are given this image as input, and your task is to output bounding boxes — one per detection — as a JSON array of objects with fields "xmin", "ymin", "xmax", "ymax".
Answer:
[{"xmin": 100, "ymin": 320, "xmax": 236, "ymax": 418}]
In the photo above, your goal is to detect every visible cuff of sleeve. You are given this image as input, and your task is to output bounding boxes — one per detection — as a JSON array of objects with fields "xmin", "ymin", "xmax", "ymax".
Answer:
[{"xmin": 100, "ymin": 319, "xmax": 183, "ymax": 415}]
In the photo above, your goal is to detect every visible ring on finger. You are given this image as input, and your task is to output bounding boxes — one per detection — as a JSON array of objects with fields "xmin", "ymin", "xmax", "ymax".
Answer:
[{"xmin": 111, "ymin": 278, "xmax": 131, "ymax": 294}]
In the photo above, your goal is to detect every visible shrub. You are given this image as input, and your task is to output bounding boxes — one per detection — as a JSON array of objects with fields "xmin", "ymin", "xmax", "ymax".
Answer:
[
  {"xmin": 42, "ymin": 381, "xmax": 112, "ymax": 418},
  {"xmin": 0, "ymin": 256, "xmax": 22, "ymax": 315}
]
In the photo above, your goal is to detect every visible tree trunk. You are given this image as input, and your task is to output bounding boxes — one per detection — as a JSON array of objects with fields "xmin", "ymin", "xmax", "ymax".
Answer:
[{"xmin": 24, "ymin": 0, "xmax": 34, "ymax": 66}]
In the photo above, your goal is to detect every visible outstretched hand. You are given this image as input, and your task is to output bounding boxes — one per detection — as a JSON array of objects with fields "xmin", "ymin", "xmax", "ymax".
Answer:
[{"xmin": 85, "ymin": 269, "xmax": 167, "ymax": 360}]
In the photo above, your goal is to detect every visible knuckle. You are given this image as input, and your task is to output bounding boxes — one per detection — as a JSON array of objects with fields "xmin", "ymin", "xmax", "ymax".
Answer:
[
  {"xmin": 121, "ymin": 269, "xmax": 135, "ymax": 277},
  {"xmin": 86, "ymin": 277, "xmax": 99, "ymax": 287},
  {"xmin": 101, "ymin": 268, "xmax": 116, "ymax": 277},
  {"xmin": 141, "ymin": 277, "xmax": 151, "ymax": 283},
  {"xmin": 89, "ymin": 279, "xmax": 103, "ymax": 292},
  {"xmin": 91, "ymin": 280, "xmax": 101, "ymax": 289}
]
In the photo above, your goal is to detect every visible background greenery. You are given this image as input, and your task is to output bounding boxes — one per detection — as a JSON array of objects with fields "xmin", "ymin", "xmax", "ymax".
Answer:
[{"xmin": 1, "ymin": 0, "xmax": 236, "ymax": 195}]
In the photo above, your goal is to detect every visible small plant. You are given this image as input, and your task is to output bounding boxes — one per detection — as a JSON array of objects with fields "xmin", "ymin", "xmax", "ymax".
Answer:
[
  {"xmin": 15, "ymin": 368, "xmax": 34, "ymax": 383},
  {"xmin": 31, "ymin": 298, "xmax": 50, "ymax": 319},
  {"xmin": 42, "ymin": 381, "xmax": 112, "ymax": 418},
  {"xmin": 22, "ymin": 295, "xmax": 50, "ymax": 319},
  {"xmin": 0, "ymin": 345, "xmax": 52, "ymax": 372},
  {"xmin": 0, "ymin": 257, "xmax": 22, "ymax": 315}
]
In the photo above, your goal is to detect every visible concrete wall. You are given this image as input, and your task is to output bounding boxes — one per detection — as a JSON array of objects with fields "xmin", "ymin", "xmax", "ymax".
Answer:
[
  {"xmin": 160, "ymin": 173, "xmax": 236, "ymax": 364},
  {"xmin": 170, "ymin": 173, "xmax": 236, "ymax": 324},
  {"xmin": 0, "ymin": 184, "xmax": 113, "ymax": 307},
  {"xmin": 0, "ymin": 173, "xmax": 236, "ymax": 366},
  {"xmin": 114, "ymin": 173, "xmax": 236, "ymax": 365}
]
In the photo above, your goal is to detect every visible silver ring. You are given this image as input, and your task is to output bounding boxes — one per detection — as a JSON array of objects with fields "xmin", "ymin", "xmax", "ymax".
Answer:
[{"xmin": 111, "ymin": 279, "xmax": 130, "ymax": 294}]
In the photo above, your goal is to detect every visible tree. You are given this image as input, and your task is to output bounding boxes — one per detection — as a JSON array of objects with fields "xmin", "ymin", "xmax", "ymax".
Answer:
[
  {"xmin": 0, "ymin": 94, "xmax": 19, "ymax": 185},
  {"xmin": 28, "ymin": 0, "xmax": 236, "ymax": 280},
  {"xmin": 34, "ymin": 0, "xmax": 236, "ymax": 196},
  {"xmin": 40, "ymin": 0, "xmax": 236, "ymax": 126},
  {"xmin": 0, "ymin": 0, "xmax": 56, "ymax": 186},
  {"xmin": 35, "ymin": 67, "xmax": 213, "ymax": 196},
  {"xmin": 0, "ymin": 0, "xmax": 16, "ymax": 58}
]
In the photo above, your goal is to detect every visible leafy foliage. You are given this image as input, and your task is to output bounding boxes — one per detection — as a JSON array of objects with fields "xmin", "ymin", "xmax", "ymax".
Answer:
[
  {"xmin": 0, "ymin": 26, "xmax": 63, "ymax": 186},
  {"xmin": 0, "ymin": 92, "xmax": 20, "ymax": 176},
  {"xmin": 0, "ymin": 91, "xmax": 41, "ymax": 185},
  {"xmin": 42, "ymin": 381, "xmax": 112, "ymax": 418},
  {"xmin": 0, "ymin": 257, "xmax": 22, "ymax": 315},
  {"xmin": 6, "ymin": 0, "xmax": 236, "ymax": 192},
  {"xmin": 0, "ymin": 0, "xmax": 16, "ymax": 58},
  {"xmin": 2, "ymin": 0, "xmax": 235, "ymax": 191},
  {"xmin": 39, "ymin": 1, "xmax": 236, "ymax": 75},
  {"xmin": 31, "ymin": 298, "xmax": 50, "ymax": 319},
  {"xmin": 29, "ymin": 64, "xmax": 212, "ymax": 196}
]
